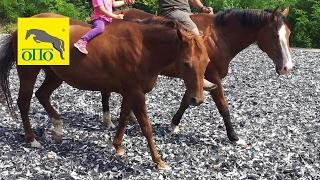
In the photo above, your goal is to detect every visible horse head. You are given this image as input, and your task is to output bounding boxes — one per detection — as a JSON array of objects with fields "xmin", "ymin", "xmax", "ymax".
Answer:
[
  {"xmin": 177, "ymin": 26, "xmax": 212, "ymax": 106},
  {"xmin": 25, "ymin": 29, "xmax": 33, "ymax": 40},
  {"xmin": 256, "ymin": 7, "xmax": 293, "ymax": 75}
]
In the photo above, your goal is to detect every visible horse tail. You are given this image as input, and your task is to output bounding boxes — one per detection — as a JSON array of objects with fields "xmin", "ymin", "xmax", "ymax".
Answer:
[{"xmin": 0, "ymin": 34, "xmax": 16, "ymax": 118}]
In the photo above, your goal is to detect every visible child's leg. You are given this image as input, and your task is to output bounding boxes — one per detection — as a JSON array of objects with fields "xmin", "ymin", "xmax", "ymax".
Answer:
[
  {"xmin": 74, "ymin": 18, "xmax": 106, "ymax": 54},
  {"xmin": 81, "ymin": 19, "xmax": 106, "ymax": 41}
]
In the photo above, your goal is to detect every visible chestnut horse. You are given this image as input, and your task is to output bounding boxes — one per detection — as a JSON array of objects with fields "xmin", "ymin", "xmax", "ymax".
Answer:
[
  {"xmin": 100, "ymin": 7, "xmax": 293, "ymax": 147},
  {"xmin": 0, "ymin": 15, "xmax": 211, "ymax": 169}
]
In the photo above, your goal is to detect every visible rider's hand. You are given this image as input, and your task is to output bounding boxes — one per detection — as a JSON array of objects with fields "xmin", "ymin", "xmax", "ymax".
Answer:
[
  {"xmin": 207, "ymin": 7, "xmax": 214, "ymax": 14},
  {"xmin": 200, "ymin": 6, "xmax": 213, "ymax": 14},
  {"xmin": 124, "ymin": 0, "xmax": 135, "ymax": 5},
  {"xmin": 117, "ymin": 14, "xmax": 124, "ymax": 19}
]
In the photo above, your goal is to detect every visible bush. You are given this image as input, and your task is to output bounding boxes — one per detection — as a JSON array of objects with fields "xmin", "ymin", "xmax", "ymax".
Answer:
[
  {"xmin": 0, "ymin": 0, "xmax": 22, "ymax": 22},
  {"xmin": 288, "ymin": 0, "xmax": 320, "ymax": 48},
  {"xmin": 0, "ymin": 0, "xmax": 90, "ymax": 22}
]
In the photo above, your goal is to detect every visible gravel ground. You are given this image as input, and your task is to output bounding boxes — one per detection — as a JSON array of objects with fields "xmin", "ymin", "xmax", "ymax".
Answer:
[{"xmin": 0, "ymin": 34, "xmax": 319, "ymax": 179}]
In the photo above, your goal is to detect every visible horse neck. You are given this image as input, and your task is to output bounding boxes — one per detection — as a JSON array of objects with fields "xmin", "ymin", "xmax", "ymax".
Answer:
[
  {"xmin": 214, "ymin": 19, "xmax": 260, "ymax": 62},
  {"xmin": 143, "ymin": 28, "xmax": 181, "ymax": 73}
]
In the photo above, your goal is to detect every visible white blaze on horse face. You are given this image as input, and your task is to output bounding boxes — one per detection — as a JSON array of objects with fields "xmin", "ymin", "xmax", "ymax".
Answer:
[{"xmin": 278, "ymin": 24, "xmax": 293, "ymax": 74}]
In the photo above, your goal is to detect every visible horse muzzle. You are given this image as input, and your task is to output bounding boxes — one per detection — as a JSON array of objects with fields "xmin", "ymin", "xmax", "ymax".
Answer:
[
  {"xmin": 276, "ymin": 63, "xmax": 294, "ymax": 75},
  {"xmin": 276, "ymin": 56, "xmax": 294, "ymax": 75}
]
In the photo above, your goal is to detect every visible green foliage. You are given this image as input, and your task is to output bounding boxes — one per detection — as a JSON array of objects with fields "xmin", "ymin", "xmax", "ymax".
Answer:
[
  {"xmin": 132, "ymin": 0, "xmax": 158, "ymax": 13},
  {"xmin": 0, "ymin": 0, "xmax": 90, "ymax": 22},
  {"xmin": 288, "ymin": 0, "xmax": 320, "ymax": 48},
  {"xmin": 0, "ymin": 22, "xmax": 17, "ymax": 34},
  {"xmin": 0, "ymin": 0, "xmax": 21, "ymax": 22},
  {"xmin": 0, "ymin": 0, "xmax": 320, "ymax": 48}
]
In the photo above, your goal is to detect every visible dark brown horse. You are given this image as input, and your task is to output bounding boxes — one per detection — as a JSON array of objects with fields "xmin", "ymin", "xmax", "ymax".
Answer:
[
  {"xmin": 100, "ymin": 7, "xmax": 293, "ymax": 147},
  {"xmin": 0, "ymin": 14, "xmax": 212, "ymax": 169}
]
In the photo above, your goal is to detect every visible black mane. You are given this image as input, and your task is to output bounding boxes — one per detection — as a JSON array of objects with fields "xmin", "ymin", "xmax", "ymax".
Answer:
[
  {"xmin": 215, "ymin": 9, "xmax": 289, "ymax": 30},
  {"xmin": 136, "ymin": 17, "xmax": 184, "ymax": 30}
]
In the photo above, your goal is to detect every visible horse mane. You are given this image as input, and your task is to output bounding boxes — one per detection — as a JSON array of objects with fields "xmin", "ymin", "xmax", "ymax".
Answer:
[
  {"xmin": 215, "ymin": 9, "xmax": 290, "ymax": 30},
  {"xmin": 128, "ymin": 17, "xmax": 196, "ymax": 36},
  {"xmin": 126, "ymin": 16, "xmax": 204, "ymax": 54},
  {"xmin": 140, "ymin": 17, "xmax": 179, "ymax": 27}
]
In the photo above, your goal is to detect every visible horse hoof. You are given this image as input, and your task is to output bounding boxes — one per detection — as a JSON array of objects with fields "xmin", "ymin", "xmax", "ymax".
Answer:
[
  {"xmin": 108, "ymin": 123, "xmax": 116, "ymax": 129},
  {"xmin": 30, "ymin": 140, "xmax": 42, "ymax": 148},
  {"xmin": 115, "ymin": 148, "xmax": 125, "ymax": 156},
  {"xmin": 102, "ymin": 121, "xmax": 116, "ymax": 129},
  {"xmin": 171, "ymin": 123, "xmax": 180, "ymax": 134},
  {"xmin": 52, "ymin": 131, "xmax": 62, "ymax": 144},
  {"xmin": 52, "ymin": 135, "xmax": 62, "ymax": 144},
  {"xmin": 234, "ymin": 138, "xmax": 248, "ymax": 148},
  {"xmin": 102, "ymin": 112, "xmax": 116, "ymax": 128},
  {"xmin": 157, "ymin": 161, "xmax": 170, "ymax": 170}
]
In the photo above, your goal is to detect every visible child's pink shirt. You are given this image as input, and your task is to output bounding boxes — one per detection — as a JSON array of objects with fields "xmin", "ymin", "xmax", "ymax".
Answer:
[{"xmin": 91, "ymin": 0, "xmax": 113, "ymax": 22}]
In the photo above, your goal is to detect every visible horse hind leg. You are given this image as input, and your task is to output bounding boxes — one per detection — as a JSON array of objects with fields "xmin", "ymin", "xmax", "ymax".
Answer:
[
  {"xmin": 101, "ymin": 91, "xmax": 115, "ymax": 128},
  {"xmin": 58, "ymin": 49, "xmax": 64, "ymax": 60},
  {"xmin": 113, "ymin": 92, "xmax": 168, "ymax": 170},
  {"xmin": 52, "ymin": 43, "xmax": 64, "ymax": 60},
  {"xmin": 17, "ymin": 66, "xmax": 42, "ymax": 148},
  {"xmin": 131, "ymin": 92, "xmax": 167, "ymax": 170},
  {"xmin": 101, "ymin": 91, "xmax": 137, "ymax": 129},
  {"xmin": 35, "ymin": 68, "xmax": 63, "ymax": 143}
]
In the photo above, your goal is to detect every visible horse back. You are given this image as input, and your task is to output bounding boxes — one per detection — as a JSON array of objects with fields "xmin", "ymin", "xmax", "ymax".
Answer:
[{"xmin": 58, "ymin": 20, "xmax": 160, "ymax": 91}]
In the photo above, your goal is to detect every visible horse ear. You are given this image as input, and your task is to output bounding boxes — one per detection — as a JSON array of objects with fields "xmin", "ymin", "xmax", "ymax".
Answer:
[
  {"xmin": 271, "ymin": 6, "xmax": 280, "ymax": 20},
  {"xmin": 282, "ymin": 7, "xmax": 289, "ymax": 17},
  {"xmin": 177, "ymin": 28, "xmax": 186, "ymax": 42},
  {"xmin": 177, "ymin": 28, "xmax": 192, "ymax": 44}
]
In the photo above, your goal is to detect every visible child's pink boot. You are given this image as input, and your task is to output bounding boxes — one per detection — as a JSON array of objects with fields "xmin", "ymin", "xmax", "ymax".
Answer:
[{"xmin": 74, "ymin": 39, "xmax": 88, "ymax": 54}]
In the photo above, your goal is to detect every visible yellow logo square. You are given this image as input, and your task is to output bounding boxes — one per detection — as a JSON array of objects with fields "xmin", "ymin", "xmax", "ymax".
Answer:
[{"xmin": 18, "ymin": 18, "xmax": 69, "ymax": 65}]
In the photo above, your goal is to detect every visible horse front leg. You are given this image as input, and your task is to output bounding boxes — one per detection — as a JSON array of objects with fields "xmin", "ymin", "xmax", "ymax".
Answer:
[
  {"xmin": 210, "ymin": 82, "xmax": 247, "ymax": 148},
  {"xmin": 171, "ymin": 92, "xmax": 190, "ymax": 133},
  {"xmin": 33, "ymin": 36, "xmax": 40, "ymax": 43},
  {"xmin": 52, "ymin": 43, "xmax": 64, "ymax": 60},
  {"xmin": 113, "ymin": 95, "xmax": 131, "ymax": 156},
  {"xmin": 127, "ymin": 91, "xmax": 167, "ymax": 170}
]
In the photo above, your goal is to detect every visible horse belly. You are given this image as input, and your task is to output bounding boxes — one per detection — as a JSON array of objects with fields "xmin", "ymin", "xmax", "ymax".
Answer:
[{"xmin": 49, "ymin": 66, "xmax": 120, "ymax": 92}]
